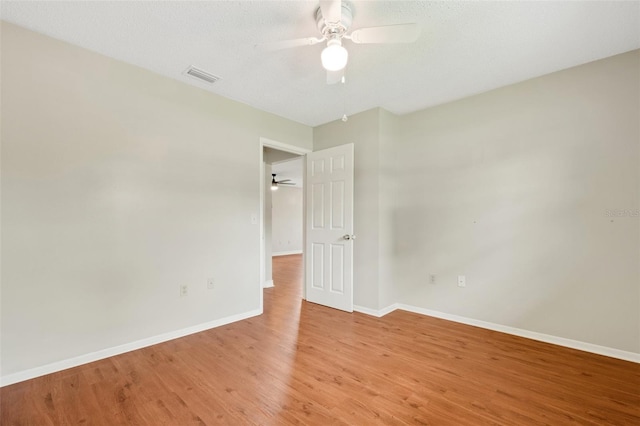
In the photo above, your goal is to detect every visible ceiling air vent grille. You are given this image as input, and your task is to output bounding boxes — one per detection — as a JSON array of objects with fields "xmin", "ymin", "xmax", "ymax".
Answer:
[{"xmin": 184, "ymin": 66, "xmax": 220, "ymax": 84}]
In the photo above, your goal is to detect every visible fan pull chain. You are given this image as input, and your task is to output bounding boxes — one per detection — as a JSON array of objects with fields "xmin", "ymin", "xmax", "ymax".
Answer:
[{"xmin": 341, "ymin": 75, "xmax": 348, "ymax": 122}]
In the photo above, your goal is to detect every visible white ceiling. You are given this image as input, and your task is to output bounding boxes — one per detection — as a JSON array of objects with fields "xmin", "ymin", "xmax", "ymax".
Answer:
[{"xmin": 2, "ymin": 1, "xmax": 639, "ymax": 127}]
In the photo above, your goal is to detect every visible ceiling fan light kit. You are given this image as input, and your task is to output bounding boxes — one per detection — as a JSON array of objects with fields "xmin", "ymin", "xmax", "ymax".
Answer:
[{"xmin": 321, "ymin": 39, "xmax": 348, "ymax": 71}]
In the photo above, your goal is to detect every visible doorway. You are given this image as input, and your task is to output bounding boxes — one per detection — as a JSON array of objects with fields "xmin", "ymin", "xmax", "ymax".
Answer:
[
  {"xmin": 259, "ymin": 139, "xmax": 355, "ymax": 314},
  {"xmin": 259, "ymin": 138, "xmax": 310, "ymax": 312}
]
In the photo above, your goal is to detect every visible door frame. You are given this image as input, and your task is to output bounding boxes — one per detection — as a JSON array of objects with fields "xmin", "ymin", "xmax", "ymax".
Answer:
[{"xmin": 259, "ymin": 137, "xmax": 311, "ymax": 312}]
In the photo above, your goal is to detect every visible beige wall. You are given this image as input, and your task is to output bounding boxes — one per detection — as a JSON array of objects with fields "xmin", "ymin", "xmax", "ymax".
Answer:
[
  {"xmin": 0, "ymin": 22, "xmax": 312, "ymax": 377},
  {"xmin": 314, "ymin": 108, "xmax": 382, "ymax": 309},
  {"xmin": 271, "ymin": 187, "xmax": 303, "ymax": 255},
  {"xmin": 263, "ymin": 163, "xmax": 273, "ymax": 285},
  {"xmin": 2, "ymin": 20, "xmax": 638, "ymax": 382},
  {"xmin": 378, "ymin": 108, "xmax": 400, "ymax": 309},
  {"xmin": 313, "ymin": 50, "xmax": 639, "ymax": 354},
  {"xmin": 393, "ymin": 50, "xmax": 639, "ymax": 353},
  {"xmin": 313, "ymin": 108, "xmax": 400, "ymax": 310},
  {"xmin": 264, "ymin": 147, "xmax": 300, "ymax": 164}
]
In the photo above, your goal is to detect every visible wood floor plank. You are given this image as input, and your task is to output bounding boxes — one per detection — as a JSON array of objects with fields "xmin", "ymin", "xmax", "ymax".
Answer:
[{"xmin": 2, "ymin": 254, "xmax": 639, "ymax": 425}]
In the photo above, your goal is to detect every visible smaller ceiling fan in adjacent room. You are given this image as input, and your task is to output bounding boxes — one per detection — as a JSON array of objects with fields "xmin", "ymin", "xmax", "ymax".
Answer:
[
  {"xmin": 271, "ymin": 174, "xmax": 295, "ymax": 191},
  {"xmin": 264, "ymin": 0, "xmax": 421, "ymax": 84}
]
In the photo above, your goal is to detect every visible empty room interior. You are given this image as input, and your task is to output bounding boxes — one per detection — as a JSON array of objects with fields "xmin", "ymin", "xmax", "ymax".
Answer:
[{"xmin": 1, "ymin": 1, "xmax": 639, "ymax": 425}]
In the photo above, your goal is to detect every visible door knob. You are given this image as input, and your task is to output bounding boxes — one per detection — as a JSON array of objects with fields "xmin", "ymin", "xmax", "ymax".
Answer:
[{"xmin": 343, "ymin": 234, "xmax": 356, "ymax": 240}]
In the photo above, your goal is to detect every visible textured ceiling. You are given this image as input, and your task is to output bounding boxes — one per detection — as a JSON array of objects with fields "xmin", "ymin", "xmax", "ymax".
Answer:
[{"xmin": 2, "ymin": 1, "xmax": 639, "ymax": 127}]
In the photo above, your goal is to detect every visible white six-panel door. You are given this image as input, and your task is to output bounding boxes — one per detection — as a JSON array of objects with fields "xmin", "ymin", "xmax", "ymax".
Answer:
[{"xmin": 305, "ymin": 143, "xmax": 354, "ymax": 312}]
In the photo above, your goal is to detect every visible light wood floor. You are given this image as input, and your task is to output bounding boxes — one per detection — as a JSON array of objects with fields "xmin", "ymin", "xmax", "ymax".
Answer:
[{"xmin": 1, "ymin": 254, "xmax": 639, "ymax": 425}]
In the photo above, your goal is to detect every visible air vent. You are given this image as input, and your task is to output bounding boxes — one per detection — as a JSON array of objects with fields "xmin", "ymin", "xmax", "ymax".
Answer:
[{"xmin": 184, "ymin": 66, "xmax": 220, "ymax": 84}]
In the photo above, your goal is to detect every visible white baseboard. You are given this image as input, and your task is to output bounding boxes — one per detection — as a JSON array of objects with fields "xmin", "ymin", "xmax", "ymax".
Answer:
[
  {"xmin": 354, "ymin": 303, "xmax": 399, "ymax": 317},
  {"xmin": 5, "ymin": 302, "xmax": 636, "ymax": 387},
  {"xmin": 352, "ymin": 303, "xmax": 638, "ymax": 363},
  {"xmin": 272, "ymin": 250, "xmax": 302, "ymax": 257},
  {"xmin": 379, "ymin": 304, "xmax": 400, "ymax": 317},
  {"xmin": 0, "ymin": 308, "xmax": 262, "ymax": 387},
  {"xmin": 263, "ymin": 280, "xmax": 274, "ymax": 288},
  {"xmin": 353, "ymin": 305, "xmax": 381, "ymax": 317},
  {"xmin": 395, "ymin": 304, "xmax": 640, "ymax": 364}
]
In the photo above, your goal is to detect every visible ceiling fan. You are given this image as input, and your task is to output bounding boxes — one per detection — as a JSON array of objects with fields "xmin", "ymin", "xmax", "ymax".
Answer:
[
  {"xmin": 265, "ymin": 0, "xmax": 421, "ymax": 84},
  {"xmin": 271, "ymin": 174, "xmax": 295, "ymax": 191}
]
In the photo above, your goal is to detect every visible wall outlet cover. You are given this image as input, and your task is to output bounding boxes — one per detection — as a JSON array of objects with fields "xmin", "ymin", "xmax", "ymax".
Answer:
[{"xmin": 457, "ymin": 275, "xmax": 466, "ymax": 287}]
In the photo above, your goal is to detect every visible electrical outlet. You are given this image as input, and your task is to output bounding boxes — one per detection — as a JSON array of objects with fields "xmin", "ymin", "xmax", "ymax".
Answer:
[
  {"xmin": 180, "ymin": 284, "xmax": 188, "ymax": 296},
  {"xmin": 457, "ymin": 275, "xmax": 466, "ymax": 287},
  {"xmin": 207, "ymin": 278, "xmax": 215, "ymax": 290},
  {"xmin": 429, "ymin": 274, "xmax": 436, "ymax": 285}
]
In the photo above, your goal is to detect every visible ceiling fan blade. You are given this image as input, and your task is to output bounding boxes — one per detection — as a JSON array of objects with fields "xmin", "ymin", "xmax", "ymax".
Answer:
[
  {"xmin": 259, "ymin": 37, "xmax": 323, "ymax": 51},
  {"xmin": 279, "ymin": 182, "xmax": 296, "ymax": 185},
  {"xmin": 327, "ymin": 68, "xmax": 345, "ymax": 85},
  {"xmin": 320, "ymin": 0, "xmax": 342, "ymax": 24},
  {"xmin": 277, "ymin": 179, "xmax": 292, "ymax": 183},
  {"xmin": 349, "ymin": 24, "xmax": 420, "ymax": 44}
]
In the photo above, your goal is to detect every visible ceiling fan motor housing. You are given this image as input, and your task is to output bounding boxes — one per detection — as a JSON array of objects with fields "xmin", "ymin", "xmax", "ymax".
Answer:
[{"xmin": 315, "ymin": 3, "xmax": 353, "ymax": 38}]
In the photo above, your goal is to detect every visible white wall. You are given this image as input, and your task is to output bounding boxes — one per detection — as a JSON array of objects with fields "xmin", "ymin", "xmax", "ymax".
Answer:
[
  {"xmin": 393, "ymin": 50, "xmax": 639, "ymax": 353},
  {"xmin": 0, "ymin": 22, "xmax": 312, "ymax": 380},
  {"xmin": 271, "ymin": 187, "xmax": 303, "ymax": 255}
]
